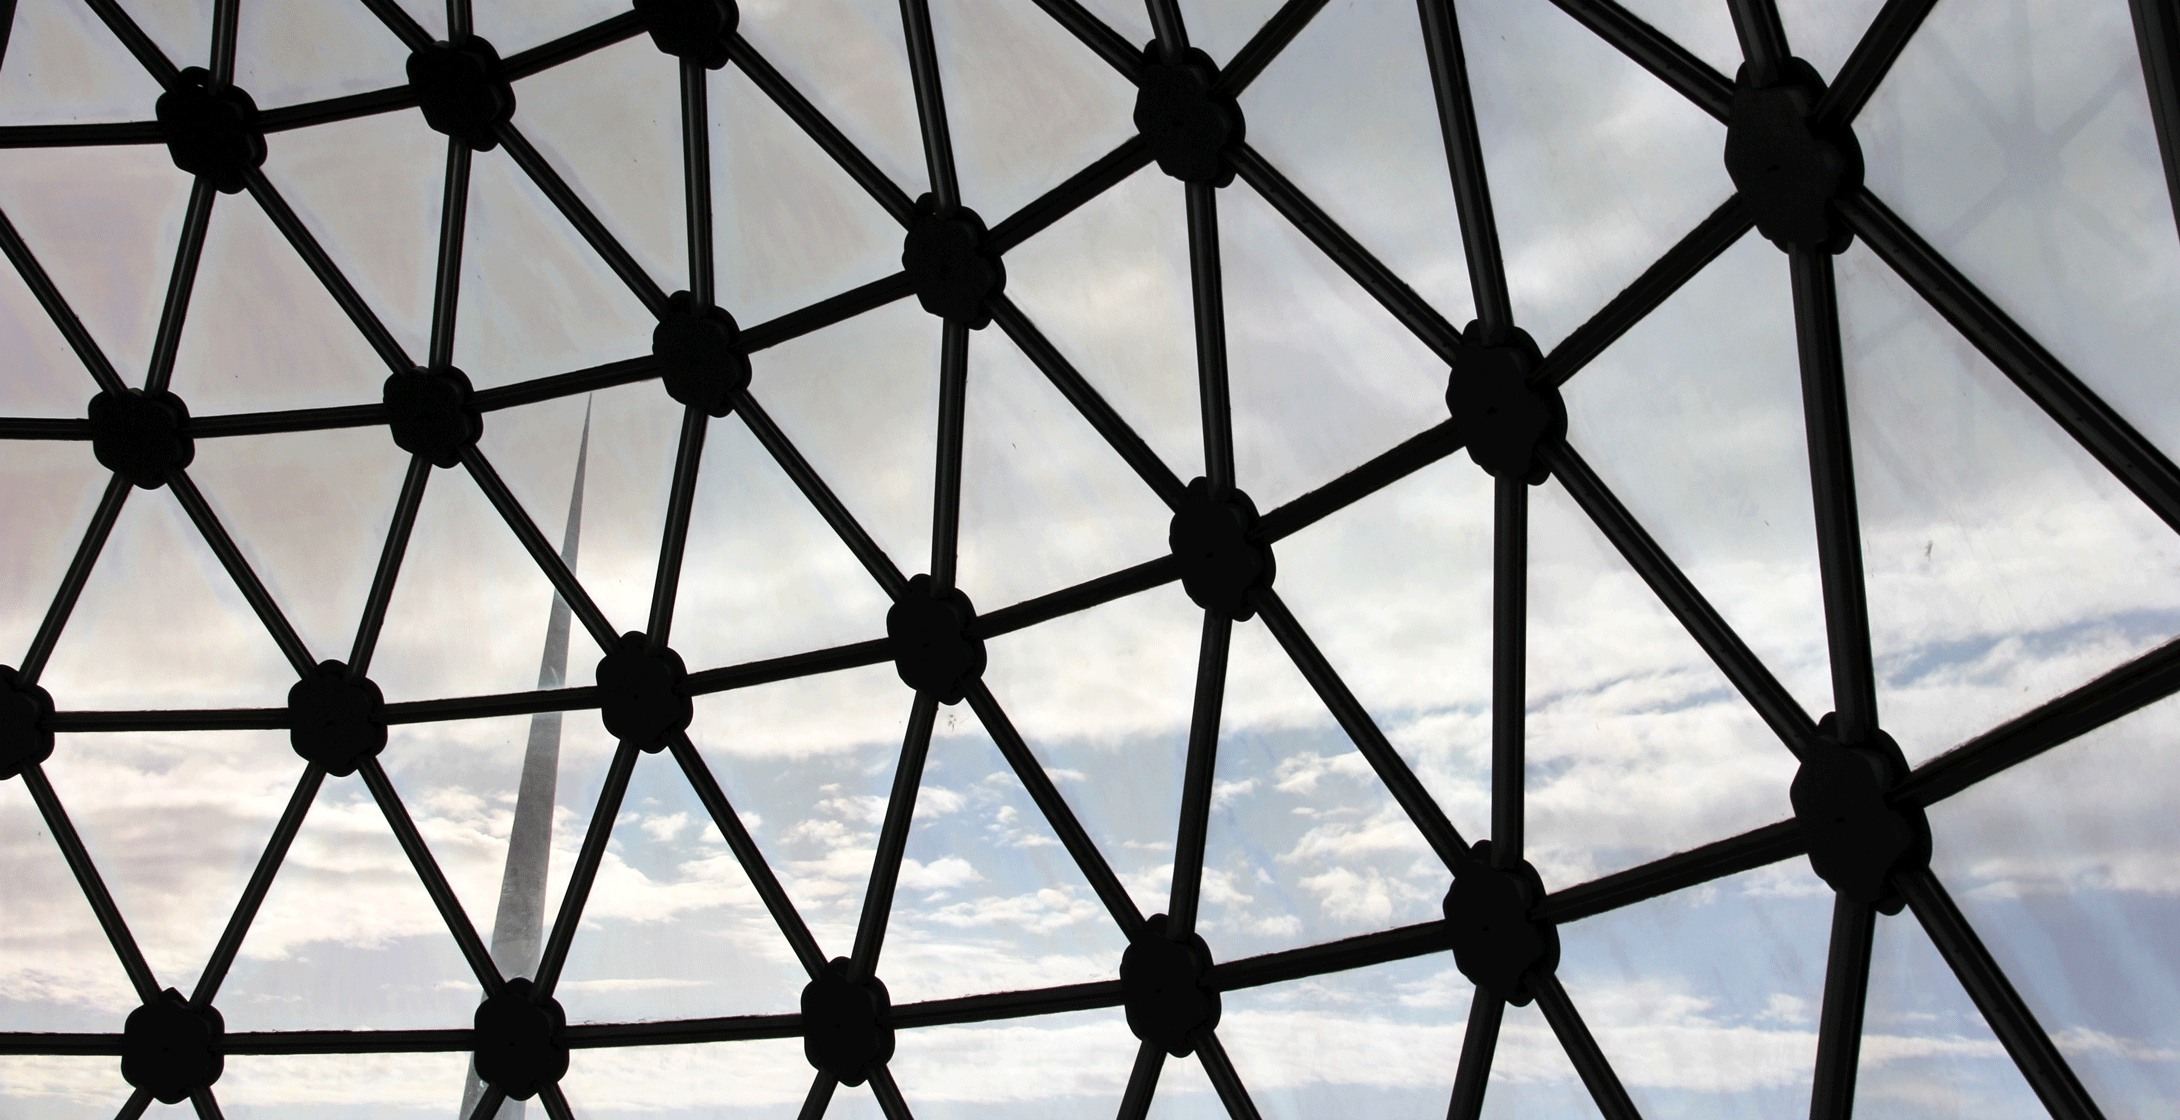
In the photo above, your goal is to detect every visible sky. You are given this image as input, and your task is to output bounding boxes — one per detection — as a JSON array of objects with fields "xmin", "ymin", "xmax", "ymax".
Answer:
[{"xmin": 2, "ymin": 0, "xmax": 2179, "ymax": 1117}]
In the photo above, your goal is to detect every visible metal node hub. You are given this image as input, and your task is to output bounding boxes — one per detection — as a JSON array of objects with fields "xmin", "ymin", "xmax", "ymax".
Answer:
[
  {"xmin": 409, "ymin": 37, "xmax": 516, "ymax": 152},
  {"xmin": 155, "ymin": 68, "xmax": 265, "ymax": 194},
  {"xmin": 1443, "ymin": 840, "xmax": 1558, "ymax": 1006},
  {"xmin": 596, "ymin": 633, "xmax": 694, "ymax": 753},
  {"xmin": 1168, "ymin": 479, "xmax": 1272, "ymax": 621},
  {"xmin": 1791, "ymin": 717, "xmax": 1929, "ymax": 912},
  {"xmin": 472, "ymin": 978, "xmax": 568, "ymax": 1101},
  {"xmin": 89, "ymin": 388, "xmax": 194, "ymax": 491},
  {"xmin": 287, "ymin": 660, "xmax": 387, "ymax": 777},
  {"xmin": 1120, "ymin": 913, "xmax": 1221, "ymax": 1058},
  {"xmin": 886, "ymin": 576, "xmax": 985, "ymax": 704},
  {"xmin": 1723, "ymin": 58, "xmax": 1863, "ymax": 254},
  {"xmin": 901, "ymin": 196, "xmax": 1004, "ymax": 328},
  {"xmin": 121, "ymin": 988, "xmax": 224, "ymax": 1105},
  {"xmin": 1444, "ymin": 322, "xmax": 1562, "ymax": 485},
  {"xmin": 0, "ymin": 665, "xmax": 54, "ymax": 781},
  {"xmin": 801, "ymin": 957, "xmax": 893, "ymax": 1086},
  {"xmin": 1134, "ymin": 45, "xmax": 1243, "ymax": 186},
  {"xmin": 654, "ymin": 291, "xmax": 751, "ymax": 417},
  {"xmin": 383, "ymin": 367, "xmax": 483, "ymax": 468},
  {"xmin": 636, "ymin": 0, "xmax": 741, "ymax": 70}
]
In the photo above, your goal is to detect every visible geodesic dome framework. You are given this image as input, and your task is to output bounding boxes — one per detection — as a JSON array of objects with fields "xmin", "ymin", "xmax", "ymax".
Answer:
[{"xmin": 2, "ymin": 0, "xmax": 2179, "ymax": 1117}]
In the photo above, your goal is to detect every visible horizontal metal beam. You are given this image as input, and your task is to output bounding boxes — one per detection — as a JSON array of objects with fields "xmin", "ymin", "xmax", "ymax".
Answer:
[
  {"xmin": 972, "ymin": 554, "xmax": 1182, "ymax": 639},
  {"xmin": 1533, "ymin": 818, "xmax": 1806, "ymax": 925},
  {"xmin": 473, "ymin": 355, "xmax": 660, "ymax": 411},
  {"xmin": 1535, "ymin": 195, "xmax": 1752, "ymax": 390},
  {"xmin": 986, "ymin": 136, "xmax": 1153, "ymax": 255},
  {"xmin": 739, "ymin": 271, "xmax": 918, "ymax": 354},
  {"xmin": 0, "ymin": 418, "xmax": 93, "ymax": 439},
  {"xmin": 501, "ymin": 10, "xmax": 647, "ymax": 82},
  {"xmin": 46, "ymin": 707, "xmax": 290, "ymax": 732},
  {"xmin": 684, "ymin": 637, "xmax": 894, "ymax": 695},
  {"xmin": 1254, "ymin": 420, "xmax": 1464, "ymax": 543},
  {"xmin": 1815, "ymin": 0, "xmax": 1942, "ymax": 130},
  {"xmin": 0, "ymin": 120, "xmax": 165, "ymax": 147},
  {"xmin": 1209, "ymin": 919, "xmax": 1450, "ymax": 991}
]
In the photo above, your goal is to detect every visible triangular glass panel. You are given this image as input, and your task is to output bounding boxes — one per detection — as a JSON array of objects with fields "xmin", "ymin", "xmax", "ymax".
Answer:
[
  {"xmin": 1477, "ymin": 999, "xmax": 1628, "ymax": 1120},
  {"xmin": 509, "ymin": 34, "xmax": 682, "ymax": 302},
  {"xmin": 1859, "ymin": 903, "xmax": 2051, "ymax": 1116},
  {"xmin": 38, "ymin": 485, "xmax": 294, "ymax": 711},
  {"xmin": 1561, "ymin": 231, "xmax": 1831, "ymax": 717},
  {"xmin": 978, "ymin": 579, "xmax": 1200, "ymax": 924},
  {"xmin": 233, "ymin": 0, "xmax": 414, "ymax": 108},
  {"xmin": 1856, "ymin": 0, "xmax": 2180, "ymax": 461},
  {"xmin": 1175, "ymin": 0, "xmax": 1285, "ymax": 69},
  {"xmin": 557, "ymin": 1038, "xmax": 824, "ymax": 1117},
  {"xmin": 1216, "ymin": 951, "xmax": 1473, "ymax": 1118},
  {"xmin": 669, "ymin": 414, "xmax": 896, "ymax": 676},
  {"xmin": 0, "ymin": 443, "xmax": 114, "ymax": 663},
  {"xmin": 0, "ymin": 144, "xmax": 196, "ymax": 383},
  {"xmin": 1836, "ymin": 237, "xmax": 2180, "ymax": 763},
  {"xmin": 166, "ymin": 176, "xmax": 404, "ymax": 416},
  {"xmin": 747, "ymin": 294, "xmax": 939, "ymax": 586},
  {"xmin": 0, "ymin": 772, "xmax": 142, "ymax": 1030},
  {"xmin": 889, "ymin": 1006, "xmax": 1137, "ymax": 1117},
  {"xmin": 1777, "ymin": 0, "xmax": 1895, "ymax": 88},
  {"xmin": 257, "ymin": 109, "xmax": 443, "ymax": 362},
  {"xmin": 999, "ymin": 161, "xmax": 1200, "ymax": 487},
  {"xmin": 183, "ymin": 426, "xmax": 412, "ymax": 674},
  {"xmin": 1616, "ymin": 0, "xmax": 1745, "ymax": 78},
  {"xmin": 472, "ymin": 0, "xmax": 622, "ymax": 56},
  {"xmin": 1220, "ymin": 176, "xmax": 1452, "ymax": 512},
  {"xmin": 215, "ymin": 1050, "xmax": 472, "ymax": 1116},
  {"xmin": 1238, "ymin": 0, "xmax": 1476, "ymax": 326},
  {"xmin": 930, "ymin": 0, "xmax": 1138, "ymax": 224},
  {"xmin": 1523, "ymin": 476, "xmax": 1803, "ymax": 889},
  {"xmin": 1922, "ymin": 690, "xmax": 2180, "ymax": 1113},
  {"xmin": 454, "ymin": 138, "xmax": 658, "ymax": 391},
  {"xmin": 0, "ymin": 0, "xmax": 169, "ymax": 125},
  {"xmin": 1462, "ymin": 0, "xmax": 1735, "ymax": 353},
  {"xmin": 739, "ymin": 0, "xmax": 929, "ymax": 202}
]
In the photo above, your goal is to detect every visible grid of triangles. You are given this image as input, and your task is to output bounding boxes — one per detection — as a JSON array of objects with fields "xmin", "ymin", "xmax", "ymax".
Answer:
[{"xmin": 3, "ymin": 1, "xmax": 2178, "ymax": 1118}]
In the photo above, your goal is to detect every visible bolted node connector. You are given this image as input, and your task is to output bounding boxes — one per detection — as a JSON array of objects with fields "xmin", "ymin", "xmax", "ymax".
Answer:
[
  {"xmin": 121, "ymin": 988, "xmax": 224, "ymax": 1105},
  {"xmin": 902, "ymin": 195, "xmax": 1004, "ymax": 328},
  {"xmin": 1723, "ymin": 58, "xmax": 1863, "ymax": 254},
  {"xmin": 654, "ymin": 291, "xmax": 751, "ymax": 417},
  {"xmin": 1445, "ymin": 322, "xmax": 1562, "ymax": 485},
  {"xmin": 886, "ymin": 576, "xmax": 986, "ymax": 705},
  {"xmin": 1120, "ymin": 913, "xmax": 1221, "ymax": 1058},
  {"xmin": 595, "ymin": 633, "xmax": 693, "ymax": 753},
  {"xmin": 1791, "ymin": 715, "xmax": 1929, "ymax": 913},
  {"xmin": 0, "ymin": 666, "xmax": 55, "ymax": 781},
  {"xmin": 287, "ymin": 661, "xmax": 387, "ymax": 777},
  {"xmin": 1443, "ymin": 840, "xmax": 1559, "ymax": 1006},
  {"xmin": 156, "ymin": 68, "xmax": 266, "ymax": 194},
  {"xmin": 384, "ymin": 367, "xmax": 483, "ymax": 468},
  {"xmin": 473, "ymin": 977, "xmax": 568, "ymax": 1101},
  {"xmin": 634, "ymin": 0, "xmax": 739, "ymax": 69},
  {"xmin": 89, "ymin": 388, "xmax": 193, "ymax": 490},
  {"xmin": 409, "ymin": 37, "xmax": 516, "ymax": 152},
  {"xmin": 801, "ymin": 957, "xmax": 893, "ymax": 1086},
  {"xmin": 1168, "ymin": 479, "xmax": 1273, "ymax": 621},
  {"xmin": 1133, "ymin": 45, "xmax": 1243, "ymax": 186}
]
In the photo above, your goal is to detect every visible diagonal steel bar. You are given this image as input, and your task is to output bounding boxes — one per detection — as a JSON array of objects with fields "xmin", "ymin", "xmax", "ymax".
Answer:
[
  {"xmin": 539, "ymin": 1083, "xmax": 577, "ymax": 1120},
  {"xmin": 191, "ymin": 764, "xmax": 326, "ymax": 1009},
  {"xmin": 0, "ymin": 207, "xmax": 127, "ymax": 393},
  {"xmin": 889, "ymin": 980, "xmax": 1121, "ymax": 1029},
  {"xmin": 166, "ymin": 469, "xmax": 317, "ymax": 677},
  {"xmin": 1228, "ymin": 144, "xmax": 1463, "ymax": 364},
  {"xmin": 461, "ymin": 444, "xmax": 621, "ymax": 651},
  {"xmin": 21, "ymin": 766, "xmax": 160, "ymax": 1002},
  {"xmin": 532, "ymin": 740, "xmax": 642, "ymax": 998},
  {"xmin": 114, "ymin": 1087, "xmax": 152, "ymax": 1120},
  {"xmin": 1027, "ymin": 0, "xmax": 1143, "ymax": 82},
  {"xmin": 1534, "ymin": 195, "xmax": 1752, "ymax": 390},
  {"xmin": 19, "ymin": 473, "xmax": 130, "ymax": 685},
  {"xmin": 382, "ymin": 687, "xmax": 597, "ymax": 724},
  {"xmin": 1814, "ymin": 0, "xmax": 1941, "ymax": 130},
  {"xmin": 965, "ymin": 682, "xmax": 1147, "ymax": 939},
  {"xmin": 870, "ymin": 1063, "xmax": 917, "ymax": 1120},
  {"xmin": 1543, "ymin": 0, "xmax": 1732, "ymax": 123},
  {"xmin": 2130, "ymin": 0, "xmax": 2180, "ymax": 239},
  {"xmin": 1534, "ymin": 820, "xmax": 1805, "ymax": 925},
  {"xmin": 258, "ymin": 86, "xmax": 419, "ymax": 133},
  {"xmin": 243, "ymin": 168, "xmax": 414, "ymax": 375},
  {"xmin": 189, "ymin": 1087, "xmax": 223, "ymax": 1120},
  {"xmin": 1896, "ymin": 867, "xmax": 2106, "ymax": 1120},
  {"xmin": 146, "ymin": 178, "xmax": 215, "ymax": 393},
  {"xmin": 1531, "ymin": 973, "xmax": 1644, "ymax": 1119},
  {"xmin": 357, "ymin": 758, "xmax": 504, "ymax": 995},
  {"xmin": 986, "ymin": 136, "xmax": 1152, "ymax": 255},
  {"xmin": 348, "ymin": 454, "xmax": 431, "ymax": 678},
  {"xmin": 1447, "ymin": 987, "xmax": 1503, "ymax": 1120},
  {"xmin": 496, "ymin": 122, "xmax": 672, "ymax": 319},
  {"xmin": 429, "ymin": 139, "xmax": 472, "ymax": 371},
  {"xmin": 931, "ymin": 321, "xmax": 970, "ymax": 592},
  {"xmin": 726, "ymin": 34, "xmax": 917, "ymax": 226},
  {"xmin": 0, "ymin": 120, "xmax": 166, "ymax": 147},
  {"xmin": 475, "ymin": 355, "xmax": 659, "ymax": 412},
  {"xmin": 973, "ymin": 554, "xmax": 1182, "ymax": 640},
  {"xmin": 209, "ymin": 0, "xmax": 237, "ymax": 86},
  {"xmin": 648, "ymin": 407, "xmax": 709, "ymax": 650},
  {"xmin": 897, "ymin": 0, "xmax": 960, "ymax": 209},
  {"xmin": 48, "ymin": 707, "xmax": 290, "ymax": 733},
  {"xmin": 448, "ymin": 0, "xmax": 471, "ymax": 40},
  {"xmin": 1209, "ymin": 920, "xmax": 1450, "ymax": 992},
  {"xmin": 850, "ymin": 692, "xmax": 940, "ymax": 982},
  {"xmin": 798, "ymin": 1072, "xmax": 837, "ymax": 1120},
  {"xmin": 1249, "ymin": 586, "xmax": 1472, "ymax": 870},
  {"xmin": 1168, "ymin": 612, "xmax": 1231, "ymax": 935},
  {"xmin": 464, "ymin": 1085, "xmax": 506, "ymax": 1120},
  {"xmin": 683, "ymin": 638, "xmax": 894, "ymax": 696},
  {"xmin": 682, "ymin": 60, "xmax": 714, "ymax": 306},
  {"xmin": 358, "ymin": 0, "xmax": 431, "ymax": 51},
  {"xmin": 1254, "ymin": 421, "xmax": 1464, "ymax": 543},
  {"xmin": 1540, "ymin": 441, "xmax": 1820, "ymax": 758},
  {"xmin": 732, "ymin": 388, "xmax": 911, "ymax": 599},
  {"xmin": 501, "ymin": 12, "xmax": 648, "ymax": 81},
  {"xmin": 668, "ymin": 733, "xmax": 829, "ymax": 977},
  {"xmin": 1808, "ymin": 895, "xmax": 1875, "ymax": 1120},
  {"xmin": 1118, "ymin": 1039, "xmax": 1165, "ymax": 1120},
  {"xmin": 83, "ymin": 0, "xmax": 177, "ymax": 87},
  {"xmin": 1841, "ymin": 188, "xmax": 2180, "ymax": 536},
  {"xmin": 1418, "ymin": 0, "xmax": 1512, "ymax": 336},
  {"xmin": 1186, "ymin": 182, "xmax": 1234, "ymax": 489},
  {"xmin": 1216, "ymin": 0, "xmax": 1331, "ymax": 97},
  {"xmin": 0, "ymin": 417, "xmax": 94, "ymax": 439},
  {"xmin": 1726, "ymin": 0, "xmax": 1792, "ymax": 76},
  {"xmin": 1146, "ymin": 0, "xmax": 1189, "ymax": 59},
  {"xmin": 1491, "ymin": 477, "xmax": 1526, "ymax": 865},
  {"xmin": 741, "ymin": 271, "xmax": 918, "ymax": 353},
  {"xmin": 987, "ymin": 294, "xmax": 1189, "ymax": 508},
  {"xmin": 1197, "ymin": 1033, "xmax": 1265, "ymax": 1120}
]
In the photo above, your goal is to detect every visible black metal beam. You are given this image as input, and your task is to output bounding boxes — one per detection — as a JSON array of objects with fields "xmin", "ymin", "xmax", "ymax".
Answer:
[
  {"xmin": 495, "ymin": 122, "xmax": 672, "ymax": 320},
  {"xmin": 850, "ymin": 692, "xmax": 939, "ymax": 980},
  {"xmin": 1532, "ymin": 818, "xmax": 1806, "ymax": 925},
  {"xmin": 382, "ymin": 686, "xmax": 600, "ymax": 724},
  {"xmin": 732, "ymin": 388, "xmax": 911, "ymax": 600},
  {"xmin": 564, "ymin": 1012, "xmax": 802, "ymax": 1048},
  {"xmin": 2130, "ymin": 0, "xmax": 2180, "ymax": 241},
  {"xmin": 1447, "ymin": 988, "xmax": 1503, "ymax": 1120},
  {"xmin": 647, "ymin": 408, "xmax": 709, "ymax": 650},
  {"xmin": 83, "ymin": 0, "xmax": 178, "ymax": 89},
  {"xmin": 243, "ymin": 169, "xmax": 414, "ymax": 376},
  {"xmin": 1254, "ymin": 421, "xmax": 1464, "ymax": 543},
  {"xmin": 1217, "ymin": 0, "xmax": 1332, "ymax": 97},
  {"xmin": 1146, "ymin": 0, "xmax": 1189, "ymax": 59},
  {"xmin": 682, "ymin": 638, "xmax": 894, "ymax": 696},
  {"xmin": 971, "ymin": 554, "xmax": 1182, "ymax": 640},
  {"xmin": 348, "ymin": 454, "xmax": 430, "ymax": 678},
  {"xmin": 166, "ymin": 469, "xmax": 317, "ymax": 678},
  {"xmin": 1197, "ymin": 1033, "xmax": 1265, "ymax": 1120},
  {"xmin": 224, "ymin": 1027, "xmax": 471, "ymax": 1054},
  {"xmin": 465, "ymin": 1086, "xmax": 506, "ymax": 1120},
  {"xmin": 798, "ymin": 1073, "xmax": 837, "ymax": 1120},
  {"xmin": 1534, "ymin": 195, "xmax": 1752, "ymax": 390},
  {"xmin": 1814, "ymin": 0, "xmax": 1942, "ymax": 131},
  {"xmin": 1418, "ymin": 0, "xmax": 1512, "ymax": 337},
  {"xmin": 0, "ymin": 207, "xmax": 127, "ymax": 394},
  {"xmin": 473, "ymin": 355, "xmax": 659, "ymax": 412},
  {"xmin": 1207, "ymin": 919, "xmax": 1450, "ymax": 991},
  {"xmin": 187, "ymin": 403, "xmax": 389, "ymax": 437},
  {"xmin": 682, "ymin": 61, "xmax": 714, "ymax": 307},
  {"xmin": 448, "ymin": 0, "xmax": 472, "ymax": 41},
  {"xmin": 739, "ymin": 271, "xmax": 919, "ymax": 353},
  {"xmin": 1808, "ymin": 895, "xmax": 1875, "ymax": 1120},
  {"xmin": 257, "ymin": 85, "xmax": 420, "ymax": 134},
  {"xmin": 146, "ymin": 179, "xmax": 215, "ymax": 394},
  {"xmin": 1896, "ymin": 868, "xmax": 2107, "ymax": 1120},
  {"xmin": 531, "ymin": 740, "xmax": 642, "ymax": 999},
  {"xmin": 1168, "ymin": 612, "xmax": 1231, "ymax": 935},
  {"xmin": 1187, "ymin": 182, "xmax": 1234, "ymax": 489},
  {"xmin": 869, "ymin": 1063, "xmax": 916, "ymax": 1120},
  {"xmin": 190, "ymin": 1086, "xmax": 224, "ymax": 1120},
  {"xmin": 117, "ymin": 1087, "xmax": 152, "ymax": 1120},
  {"xmin": 897, "ymin": 0, "xmax": 961, "ymax": 210},
  {"xmin": 429, "ymin": 139, "xmax": 472, "ymax": 371},
  {"xmin": 209, "ymin": 0, "xmax": 237, "ymax": 88},
  {"xmin": 190, "ymin": 764, "xmax": 326, "ymax": 1009},
  {"xmin": 1542, "ymin": 0, "xmax": 1733, "ymax": 123},
  {"xmin": 986, "ymin": 294, "xmax": 1189, "ymax": 509},
  {"xmin": 1026, "ymin": 0, "xmax": 1143, "ymax": 83},
  {"xmin": 1531, "ymin": 973, "xmax": 1644, "ymax": 1120},
  {"xmin": 358, "ymin": 0, "xmax": 431, "ymax": 51},
  {"xmin": 0, "ymin": 417, "xmax": 92, "ymax": 439},
  {"xmin": 1726, "ymin": 0, "xmax": 1792, "ymax": 77},
  {"xmin": 667, "ymin": 733, "xmax": 830, "ymax": 977},
  {"xmin": 460, "ymin": 444, "xmax": 620, "ymax": 651},
  {"xmin": 0, "ymin": 120, "xmax": 165, "ymax": 147},
  {"xmin": 931, "ymin": 321, "xmax": 969, "ymax": 592},
  {"xmin": 19, "ymin": 473, "xmax": 130, "ymax": 685},
  {"xmin": 538, "ymin": 1083, "xmax": 577, "ymax": 1120},
  {"xmin": 890, "ymin": 979, "xmax": 1125, "ymax": 1029},
  {"xmin": 1841, "ymin": 188, "xmax": 2180, "ymax": 537},
  {"xmin": 985, "ymin": 136, "xmax": 1152, "ymax": 255},
  {"xmin": 357, "ymin": 758, "xmax": 504, "ymax": 996},
  {"xmin": 20, "ymin": 766, "xmax": 160, "ymax": 1002},
  {"xmin": 1118, "ymin": 1039, "xmax": 1164, "ymax": 1120},
  {"xmin": 727, "ymin": 34, "xmax": 917, "ymax": 227},
  {"xmin": 46, "ymin": 707, "xmax": 289, "ymax": 732},
  {"xmin": 1491, "ymin": 477, "xmax": 1526, "ymax": 865},
  {"xmin": 500, "ymin": 11, "xmax": 648, "ymax": 82}
]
